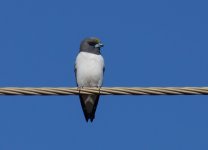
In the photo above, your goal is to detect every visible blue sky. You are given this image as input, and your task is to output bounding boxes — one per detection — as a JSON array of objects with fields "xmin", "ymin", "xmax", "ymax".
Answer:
[{"xmin": 0, "ymin": 0, "xmax": 208, "ymax": 149}]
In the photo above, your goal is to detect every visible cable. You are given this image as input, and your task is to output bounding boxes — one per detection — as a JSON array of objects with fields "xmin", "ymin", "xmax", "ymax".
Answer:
[{"xmin": 0, "ymin": 87, "xmax": 207, "ymax": 95}]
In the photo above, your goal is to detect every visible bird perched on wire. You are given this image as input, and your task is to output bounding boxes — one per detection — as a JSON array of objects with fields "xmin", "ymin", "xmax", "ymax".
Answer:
[{"xmin": 75, "ymin": 37, "xmax": 105, "ymax": 122}]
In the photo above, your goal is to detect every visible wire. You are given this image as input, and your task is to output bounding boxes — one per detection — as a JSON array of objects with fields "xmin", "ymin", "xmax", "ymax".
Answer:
[{"xmin": 0, "ymin": 87, "xmax": 207, "ymax": 95}]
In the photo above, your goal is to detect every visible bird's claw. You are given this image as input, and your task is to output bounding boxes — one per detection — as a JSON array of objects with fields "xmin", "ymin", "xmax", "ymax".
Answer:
[
  {"xmin": 77, "ymin": 86, "xmax": 84, "ymax": 94},
  {"xmin": 95, "ymin": 86, "xmax": 101, "ymax": 94}
]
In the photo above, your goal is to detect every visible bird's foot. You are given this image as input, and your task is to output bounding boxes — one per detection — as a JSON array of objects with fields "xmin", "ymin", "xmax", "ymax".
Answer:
[
  {"xmin": 77, "ymin": 86, "xmax": 84, "ymax": 94},
  {"xmin": 95, "ymin": 86, "xmax": 101, "ymax": 94}
]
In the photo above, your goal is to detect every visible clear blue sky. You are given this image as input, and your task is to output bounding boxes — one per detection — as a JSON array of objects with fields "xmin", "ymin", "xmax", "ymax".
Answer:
[{"xmin": 0, "ymin": 0, "xmax": 208, "ymax": 149}]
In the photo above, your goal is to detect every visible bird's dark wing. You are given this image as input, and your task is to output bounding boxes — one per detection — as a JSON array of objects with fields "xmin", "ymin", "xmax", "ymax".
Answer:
[
  {"xmin": 103, "ymin": 65, "xmax": 105, "ymax": 74},
  {"xmin": 90, "ymin": 95, "xmax": 100, "ymax": 122},
  {"xmin": 74, "ymin": 63, "xmax": 78, "ymax": 86},
  {"xmin": 79, "ymin": 95, "xmax": 100, "ymax": 122}
]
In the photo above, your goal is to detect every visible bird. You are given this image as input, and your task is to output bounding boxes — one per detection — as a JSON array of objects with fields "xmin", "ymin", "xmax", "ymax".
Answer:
[{"xmin": 75, "ymin": 37, "xmax": 105, "ymax": 122}]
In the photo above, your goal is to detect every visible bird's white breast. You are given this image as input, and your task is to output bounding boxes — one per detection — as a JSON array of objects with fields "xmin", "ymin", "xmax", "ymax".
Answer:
[{"xmin": 75, "ymin": 52, "xmax": 104, "ymax": 87}]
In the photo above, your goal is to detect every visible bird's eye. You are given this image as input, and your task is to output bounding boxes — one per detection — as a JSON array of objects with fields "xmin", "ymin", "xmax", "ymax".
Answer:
[{"xmin": 88, "ymin": 41, "xmax": 96, "ymax": 46}]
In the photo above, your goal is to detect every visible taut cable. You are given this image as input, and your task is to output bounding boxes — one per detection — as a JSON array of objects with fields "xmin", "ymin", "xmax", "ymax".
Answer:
[{"xmin": 0, "ymin": 87, "xmax": 207, "ymax": 95}]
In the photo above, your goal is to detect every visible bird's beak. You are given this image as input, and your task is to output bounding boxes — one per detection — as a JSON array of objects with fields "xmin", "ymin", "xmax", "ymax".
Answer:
[{"xmin": 95, "ymin": 43, "xmax": 104, "ymax": 48}]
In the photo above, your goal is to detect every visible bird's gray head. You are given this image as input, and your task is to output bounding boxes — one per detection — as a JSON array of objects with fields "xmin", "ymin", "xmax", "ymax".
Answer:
[{"xmin": 80, "ymin": 37, "xmax": 104, "ymax": 55}]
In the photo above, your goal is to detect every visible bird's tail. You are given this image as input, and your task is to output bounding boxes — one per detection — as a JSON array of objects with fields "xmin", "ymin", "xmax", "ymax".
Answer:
[{"xmin": 79, "ymin": 95, "xmax": 99, "ymax": 122}]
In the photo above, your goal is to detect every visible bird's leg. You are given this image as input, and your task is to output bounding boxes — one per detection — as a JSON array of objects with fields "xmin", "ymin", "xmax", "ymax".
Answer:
[
  {"xmin": 77, "ymin": 86, "xmax": 84, "ymax": 94},
  {"xmin": 96, "ymin": 86, "xmax": 101, "ymax": 95}
]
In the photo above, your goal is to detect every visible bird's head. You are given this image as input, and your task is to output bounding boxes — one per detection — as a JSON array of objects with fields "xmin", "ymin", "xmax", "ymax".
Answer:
[{"xmin": 80, "ymin": 37, "xmax": 104, "ymax": 55}]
